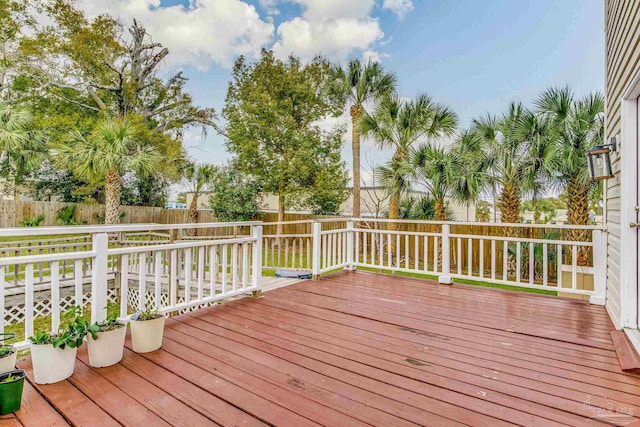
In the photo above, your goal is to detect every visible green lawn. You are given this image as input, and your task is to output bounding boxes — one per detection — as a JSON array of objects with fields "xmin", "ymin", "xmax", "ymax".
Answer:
[
  {"xmin": 356, "ymin": 266, "xmax": 557, "ymax": 295},
  {"xmin": 5, "ymin": 304, "xmax": 121, "ymax": 344}
]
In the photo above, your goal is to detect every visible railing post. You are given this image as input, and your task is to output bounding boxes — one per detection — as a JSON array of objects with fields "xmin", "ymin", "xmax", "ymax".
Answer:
[
  {"xmin": 91, "ymin": 232, "xmax": 109, "ymax": 323},
  {"xmin": 345, "ymin": 220, "xmax": 355, "ymax": 271},
  {"xmin": 251, "ymin": 224, "xmax": 263, "ymax": 298},
  {"xmin": 312, "ymin": 222, "xmax": 322, "ymax": 279},
  {"xmin": 590, "ymin": 229, "xmax": 607, "ymax": 305},
  {"xmin": 438, "ymin": 224, "xmax": 453, "ymax": 284}
]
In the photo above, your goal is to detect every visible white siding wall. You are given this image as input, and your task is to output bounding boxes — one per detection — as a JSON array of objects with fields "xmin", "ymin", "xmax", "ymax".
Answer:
[{"xmin": 604, "ymin": 0, "xmax": 640, "ymax": 328}]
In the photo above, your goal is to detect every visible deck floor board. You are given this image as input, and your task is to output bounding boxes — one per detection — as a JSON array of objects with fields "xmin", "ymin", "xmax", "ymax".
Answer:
[{"xmin": 10, "ymin": 271, "xmax": 640, "ymax": 426}]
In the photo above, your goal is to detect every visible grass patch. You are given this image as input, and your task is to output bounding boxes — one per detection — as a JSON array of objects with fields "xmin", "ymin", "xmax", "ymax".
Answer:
[
  {"xmin": 356, "ymin": 267, "xmax": 557, "ymax": 296},
  {"xmin": 5, "ymin": 304, "xmax": 121, "ymax": 344}
]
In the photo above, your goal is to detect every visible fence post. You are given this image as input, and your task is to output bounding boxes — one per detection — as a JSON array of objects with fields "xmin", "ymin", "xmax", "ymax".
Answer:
[
  {"xmin": 251, "ymin": 224, "xmax": 263, "ymax": 298},
  {"xmin": 438, "ymin": 224, "xmax": 453, "ymax": 284},
  {"xmin": 590, "ymin": 229, "xmax": 607, "ymax": 305},
  {"xmin": 312, "ymin": 222, "xmax": 322, "ymax": 279},
  {"xmin": 91, "ymin": 233, "xmax": 109, "ymax": 323},
  {"xmin": 345, "ymin": 220, "xmax": 355, "ymax": 271}
]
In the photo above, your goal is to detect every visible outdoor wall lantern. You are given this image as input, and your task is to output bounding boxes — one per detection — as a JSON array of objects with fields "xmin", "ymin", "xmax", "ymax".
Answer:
[{"xmin": 587, "ymin": 136, "xmax": 617, "ymax": 180}]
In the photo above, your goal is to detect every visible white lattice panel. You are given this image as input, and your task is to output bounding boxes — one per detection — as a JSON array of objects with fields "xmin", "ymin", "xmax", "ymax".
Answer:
[
  {"xmin": 3, "ymin": 289, "xmax": 119, "ymax": 325},
  {"xmin": 126, "ymin": 289, "xmax": 216, "ymax": 315}
]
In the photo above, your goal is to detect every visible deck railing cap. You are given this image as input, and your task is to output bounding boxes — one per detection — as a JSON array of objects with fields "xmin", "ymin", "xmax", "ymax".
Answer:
[{"xmin": 0, "ymin": 221, "xmax": 263, "ymax": 237}]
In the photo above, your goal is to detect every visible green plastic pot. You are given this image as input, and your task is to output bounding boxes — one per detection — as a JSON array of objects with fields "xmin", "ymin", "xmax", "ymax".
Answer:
[{"xmin": 0, "ymin": 370, "xmax": 25, "ymax": 415}]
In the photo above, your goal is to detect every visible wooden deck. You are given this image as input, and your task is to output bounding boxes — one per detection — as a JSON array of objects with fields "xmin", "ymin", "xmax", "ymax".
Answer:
[{"xmin": 8, "ymin": 271, "xmax": 640, "ymax": 426}]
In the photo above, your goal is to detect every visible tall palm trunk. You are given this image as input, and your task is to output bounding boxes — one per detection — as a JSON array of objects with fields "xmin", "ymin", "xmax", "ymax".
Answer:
[
  {"xmin": 500, "ymin": 182, "xmax": 520, "ymax": 277},
  {"xmin": 500, "ymin": 182, "xmax": 520, "ymax": 235},
  {"xmin": 350, "ymin": 104, "xmax": 364, "ymax": 218},
  {"xmin": 435, "ymin": 198, "xmax": 446, "ymax": 221},
  {"xmin": 104, "ymin": 168, "xmax": 121, "ymax": 225},
  {"xmin": 567, "ymin": 175, "xmax": 590, "ymax": 266},
  {"xmin": 387, "ymin": 193, "xmax": 400, "ymax": 259},
  {"xmin": 187, "ymin": 194, "xmax": 199, "ymax": 236},
  {"xmin": 388, "ymin": 194, "xmax": 399, "ymax": 221}
]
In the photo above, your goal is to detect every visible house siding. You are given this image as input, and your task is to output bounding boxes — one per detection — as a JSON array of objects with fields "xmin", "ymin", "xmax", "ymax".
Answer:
[{"xmin": 605, "ymin": 0, "xmax": 640, "ymax": 328}]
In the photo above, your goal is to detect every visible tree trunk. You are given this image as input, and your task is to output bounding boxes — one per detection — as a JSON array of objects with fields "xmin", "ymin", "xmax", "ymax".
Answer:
[
  {"xmin": 567, "ymin": 175, "xmax": 590, "ymax": 266},
  {"xmin": 387, "ymin": 192, "xmax": 400, "ymax": 258},
  {"xmin": 500, "ymin": 182, "xmax": 520, "ymax": 236},
  {"xmin": 350, "ymin": 104, "xmax": 364, "ymax": 218},
  {"xmin": 435, "ymin": 198, "xmax": 446, "ymax": 221},
  {"xmin": 187, "ymin": 194, "xmax": 199, "ymax": 236},
  {"xmin": 104, "ymin": 168, "xmax": 121, "ymax": 225},
  {"xmin": 500, "ymin": 182, "xmax": 520, "ymax": 277},
  {"xmin": 388, "ymin": 193, "xmax": 399, "ymax": 222}
]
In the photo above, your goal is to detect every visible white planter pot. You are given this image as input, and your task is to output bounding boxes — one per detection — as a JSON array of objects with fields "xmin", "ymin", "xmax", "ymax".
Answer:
[
  {"xmin": 30, "ymin": 344, "xmax": 77, "ymax": 384},
  {"xmin": 130, "ymin": 316, "xmax": 165, "ymax": 353},
  {"xmin": 0, "ymin": 350, "xmax": 16, "ymax": 374},
  {"xmin": 87, "ymin": 325, "xmax": 126, "ymax": 368}
]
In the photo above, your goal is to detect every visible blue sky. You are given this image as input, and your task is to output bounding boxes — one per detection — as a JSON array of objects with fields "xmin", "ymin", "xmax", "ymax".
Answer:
[{"xmin": 89, "ymin": 0, "xmax": 604, "ymax": 179}]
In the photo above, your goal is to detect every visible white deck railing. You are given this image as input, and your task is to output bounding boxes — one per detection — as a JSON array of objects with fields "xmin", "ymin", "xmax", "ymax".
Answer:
[
  {"xmin": 0, "ymin": 222, "xmax": 263, "ymax": 349},
  {"xmin": 0, "ymin": 218, "xmax": 606, "ymax": 349}
]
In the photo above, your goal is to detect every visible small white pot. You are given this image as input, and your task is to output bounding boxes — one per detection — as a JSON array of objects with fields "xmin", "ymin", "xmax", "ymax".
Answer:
[
  {"xmin": 87, "ymin": 325, "xmax": 127, "ymax": 368},
  {"xmin": 30, "ymin": 344, "xmax": 77, "ymax": 384},
  {"xmin": 130, "ymin": 316, "xmax": 165, "ymax": 353},
  {"xmin": 0, "ymin": 350, "xmax": 16, "ymax": 374}
]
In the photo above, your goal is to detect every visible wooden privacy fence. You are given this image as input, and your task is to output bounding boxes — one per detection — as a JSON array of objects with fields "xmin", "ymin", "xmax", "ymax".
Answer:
[{"xmin": 0, "ymin": 199, "xmax": 322, "ymax": 228}]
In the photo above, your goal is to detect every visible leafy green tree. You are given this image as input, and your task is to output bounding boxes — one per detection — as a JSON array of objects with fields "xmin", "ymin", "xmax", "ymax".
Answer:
[
  {"xmin": 209, "ymin": 165, "xmax": 260, "ymax": 222},
  {"xmin": 15, "ymin": 3, "xmax": 201, "ymax": 204},
  {"xmin": 0, "ymin": 0, "xmax": 34, "ymax": 101},
  {"xmin": 182, "ymin": 162, "xmax": 217, "ymax": 231},
  {"xmin": 30, "ymin": 160, "xmax": 100, "ymax": 203},
  {"xmin": 55, "ymin": 117, "xmax": 161, "ymax": 224},
  {"xmin": 361, "ymin": 93, "xmax": 457, "ymax": 222},
  {"xmin": 120, "ymin": 174, "xmax": 170, "ymax": 208},
  {"xmin": 331, "ymin": 60, "xmax": 396, "ymax": 217},
  {"xmin": 303, "ymin": 150, "xmax": 349, "ymax": 215},
  {"xmin": 21, "ymin": 4, "xmax": 222, "ymax": 137},
  {"xmin": 0, "ymin": 103, "xmax": 46, "ymax": 196},
  {"xmin": 535, "ymin": 87, "xmax": 604, "ymax": 264},
  {"xmin": 224, "ymin": 50, "xmax": 346, "ymax": 235}
]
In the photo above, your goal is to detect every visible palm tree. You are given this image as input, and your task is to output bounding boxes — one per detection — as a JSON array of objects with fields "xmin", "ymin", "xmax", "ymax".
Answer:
[
  {"xmin": 472, "ymin": 103, "xmax": 556, "ymax": 235},
  {"xmin": 183, "ymin": 162, "xmax": 217, "ymax": 234},
  {"xmin": 412, "ymin": 145, "xmax": 456, "ymax": 220},
  {"xmin": 0, "ymin": 103, "xmax": 47, "ymax": 196},
  {"xmin": 412, "ymin": 131, "xmax": 486, "ymax": 221},
  {"xmin": 55, "ymin": 118, "xmax": 161, "ymax": 224},
  {"xmin": 331, "ymin": 60, "xmax": 396, "ymax": 218},
  {"xmin": 374, "ymin": 157, "xmax": 414, "ymax": 221},
  {"xmin": 362, "ymin": 93, "xmax": 458, "ymax": 222},
  {"xmin": 535, "ymin": 87, "xmax": 604, "ymax": 265}
]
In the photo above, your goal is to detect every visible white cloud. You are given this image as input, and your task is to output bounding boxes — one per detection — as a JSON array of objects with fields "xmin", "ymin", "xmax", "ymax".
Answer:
[
  {"xmin": 272, "ymin": 0, "xmax": 384, "ymax": 62},
  {"xmin": 258, "ymin": 0, "xmax": 280, "ymax": 15},
  {"xmin": 382, "ymin": 0, "xmax": 413, "ymax": 19},
  {"xmin": 363, "ymin": 50, "xmax": 390, "ymax": 63},
  {"xmin": 79, "ymin": 0, "xmax": 274, "ymax": 70}
]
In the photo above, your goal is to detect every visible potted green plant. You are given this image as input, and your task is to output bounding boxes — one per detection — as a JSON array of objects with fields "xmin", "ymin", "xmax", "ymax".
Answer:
[
  {"xmin": 0, "ymin": 334, "xmax": 17, "ymax": 374},
  {"xmin": 87, "ymin": 311, "xmax": 126, "ymax": 368},
  {"xmin": 130, "ymin": 308, "xmax": 165, "ymax": 353},
  {"xmin": 29, "ymin": 306, "xmax": 89, "ymax": 384},
  {"xmin": 0, "ymin": 370, "xmax": 25, "ymax": 414}
]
